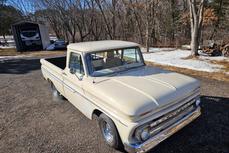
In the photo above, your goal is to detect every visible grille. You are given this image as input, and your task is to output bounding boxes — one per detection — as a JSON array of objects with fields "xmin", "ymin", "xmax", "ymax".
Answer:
[{"xmin": 149, "ymin": 99, "xmax": 196, "ymax": 136}]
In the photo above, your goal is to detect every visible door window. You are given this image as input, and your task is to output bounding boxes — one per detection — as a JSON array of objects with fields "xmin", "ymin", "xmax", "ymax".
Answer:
[{"xmin": 69, "ymin": 52, "xmax": 84, "ymax": 74}]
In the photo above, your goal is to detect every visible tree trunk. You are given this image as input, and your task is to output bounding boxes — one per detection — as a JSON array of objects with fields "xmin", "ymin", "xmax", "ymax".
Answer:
[
  {"xmin": 95, "ymin": 0, "xmax": 113, "ymax": 39},
  {"xmin": 128, "ymin": 0, "xmax": 144, "ymax": 44},
  {"xmin": 188, "ymin": 0, "xmax": 205, "ymax": 56},
  {"xmin": 3, "ymin": 34, "xmax": 6, "ymax": 45},
  {"xmin": 145, "ymin": 21, "xmax": 149, "ymax": 52},
  {"xmin": 190, "ymin": 25, "xmax": 199, "ymax": 56},
  {"xmin": 171, "ymin": 0, "xmax": 176, "ymax": 43}
]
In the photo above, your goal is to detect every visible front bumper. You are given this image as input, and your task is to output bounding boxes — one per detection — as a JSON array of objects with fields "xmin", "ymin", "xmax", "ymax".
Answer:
[{"xmin": 125, "ymin": 107, "xmax": 201, "ymax": 153}]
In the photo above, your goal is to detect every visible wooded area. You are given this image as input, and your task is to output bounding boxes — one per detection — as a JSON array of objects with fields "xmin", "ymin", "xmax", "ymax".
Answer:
[{"xmin": 1, "ymin": 0, "xmax": 229, "ymax": 54}]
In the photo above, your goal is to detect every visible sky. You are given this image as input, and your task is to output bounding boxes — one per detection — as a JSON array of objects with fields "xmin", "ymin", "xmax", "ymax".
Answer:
[{"xmin": 6, "ymin": 0, "xmax": 36, "ymax": 14}]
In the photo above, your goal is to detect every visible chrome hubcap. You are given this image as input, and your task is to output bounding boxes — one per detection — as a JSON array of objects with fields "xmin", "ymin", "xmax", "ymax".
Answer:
[{"xmin": 102, "ymin": 121, "xmax": 114, "ymax": 144}]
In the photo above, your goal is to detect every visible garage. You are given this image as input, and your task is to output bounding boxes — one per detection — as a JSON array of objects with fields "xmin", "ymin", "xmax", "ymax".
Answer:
[{"xmin": 12, "ymin": 21, "xmax": 50, "ymax": 52}]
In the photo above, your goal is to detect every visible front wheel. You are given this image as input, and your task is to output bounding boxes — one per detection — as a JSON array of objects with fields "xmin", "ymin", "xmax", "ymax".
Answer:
[{"xmin": 98, "ymin": 113, "xmax": 123, "ymax": 149}]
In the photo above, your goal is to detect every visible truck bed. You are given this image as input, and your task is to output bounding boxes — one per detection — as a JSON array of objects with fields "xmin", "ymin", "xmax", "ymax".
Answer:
[
  {"xmin": 45, "ymin": 56, "xmax": 66, "ymax": 69},
  {"xmin": 40, "ymin": 56, "xmax": 67, "ymax": 96}
]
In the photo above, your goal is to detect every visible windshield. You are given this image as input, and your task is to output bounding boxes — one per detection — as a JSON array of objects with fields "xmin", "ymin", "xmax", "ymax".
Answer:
[
  {"xmin": 21, "ymin": 31, "xmax": 38, "ymax": 37},
  {"xmin": 87, "ymin": 47, "xmax": 144, "ymax": 76}
]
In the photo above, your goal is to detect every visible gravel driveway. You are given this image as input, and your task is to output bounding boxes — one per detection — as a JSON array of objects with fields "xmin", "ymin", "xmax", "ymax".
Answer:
[{"xmin": 0, "ymin": 57, "xmax": 228, "ymax": 153}]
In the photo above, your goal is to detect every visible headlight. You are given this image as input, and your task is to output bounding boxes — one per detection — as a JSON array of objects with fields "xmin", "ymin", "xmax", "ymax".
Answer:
[
  {"xmin": 141, "ymin": 128, "xmax": 150, "ymax": 141},
  {"xmin": 196, "ymin": 97, "xmax": 201, "ymax": 106},
  {"xmin": 135, "ymin": 125, "xmax": 150, "ymax": 142}
]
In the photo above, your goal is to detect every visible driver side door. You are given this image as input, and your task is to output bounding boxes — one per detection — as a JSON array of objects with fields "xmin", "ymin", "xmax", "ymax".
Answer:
[{"xmin": 63, "ymin": 52, "xmax": 86, "ymax": 111}]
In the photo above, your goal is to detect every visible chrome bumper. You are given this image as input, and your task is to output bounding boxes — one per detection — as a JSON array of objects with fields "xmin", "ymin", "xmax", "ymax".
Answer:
[{"xmin": 125, "ymin": 107, "xmax": 201, "ymax": 153}]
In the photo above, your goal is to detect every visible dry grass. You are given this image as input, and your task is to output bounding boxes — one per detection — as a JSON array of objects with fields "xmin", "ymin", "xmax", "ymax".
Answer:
[
  {"xmin": 182, "ymin": 55, "xmax": 199, "ymax": 60},
  {"xmin": 146, "ymin": 61, "xmax": 229, "ymax": 82},
  {"xmin": 0, "ymin": 48, "xmax": 66, "ymax": 57},
  {"xmin": 171, "ymin": 54, "xmax": 229, "ymax": 81},
  {"xmin": 0, "ymin": 48, "xmax": 19, "ymax": 56},
  {"xmin": 209, "ymin": 59, "xmax": 229, "ymax": 73}
]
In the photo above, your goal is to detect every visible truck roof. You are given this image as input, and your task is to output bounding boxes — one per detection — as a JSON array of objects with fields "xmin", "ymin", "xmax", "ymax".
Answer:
[{"xmin": 67, "ymin": 40, "xmax": 140, "ymax": 53}]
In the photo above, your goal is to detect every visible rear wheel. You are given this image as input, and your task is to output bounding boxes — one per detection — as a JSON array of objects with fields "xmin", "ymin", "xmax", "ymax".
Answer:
[
  {"xmin": 98, "ymin": 113, "xmax": 123, "ymax": 149},
  {"xmin": 50, "ymin": 83, "xmax": 64, "ymax": 101}
]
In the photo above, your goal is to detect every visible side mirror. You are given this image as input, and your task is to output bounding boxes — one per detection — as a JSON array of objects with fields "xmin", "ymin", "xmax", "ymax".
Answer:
[
  {"xmin": 70, "ymin": 67, "xmax": 76, "ymax": 74},
  {"xmin": 76, "ymin": 73, "xmax": 83, "ymax": 81},
  {"xmin": 70, "ymin": 68, "xmax": 83, "ymax": 80}
]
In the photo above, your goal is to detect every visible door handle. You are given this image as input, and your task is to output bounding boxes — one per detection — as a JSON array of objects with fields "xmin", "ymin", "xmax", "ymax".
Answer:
[{"xmin": 62, "ymin": 72, "xmax": 67, "ymax": 76}]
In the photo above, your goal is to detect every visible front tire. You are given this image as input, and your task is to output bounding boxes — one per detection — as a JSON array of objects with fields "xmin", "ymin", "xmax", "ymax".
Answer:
[{"xmin": 98, "ymin": 113, "xmax": 123, "ymax": 149}]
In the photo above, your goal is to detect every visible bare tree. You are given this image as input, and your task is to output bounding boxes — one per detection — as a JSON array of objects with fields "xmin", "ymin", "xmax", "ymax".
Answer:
[
  {"xmin": 188, "ymin": 0, "xmax": 206, "ymax": 56},
  {"xmin": 86, "ymin": 0, "xmax": 104, "ymax": 40},
  {"xmin": 10, "ymin": 0, "xmax": 229, "ymax": 49},
  {"xmin": 95, "ymin": 0, "xmax": 113, "ymax": 39},
  {"xmin": 209, "ymin": 0, "xmax": 223, "ymax": 40},
  {"xmin": 144, "ymin": 0, "xmax": 158, "ymax": 52},
  {"xmin": 125, "ymin": 0, "xmax": 144, "ymax": 44}
]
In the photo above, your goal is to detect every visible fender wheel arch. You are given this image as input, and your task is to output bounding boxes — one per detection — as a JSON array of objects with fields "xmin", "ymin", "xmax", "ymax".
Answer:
[{"xmin": 98, "ymin": 113, "xmax": 124, "ymax": 150}]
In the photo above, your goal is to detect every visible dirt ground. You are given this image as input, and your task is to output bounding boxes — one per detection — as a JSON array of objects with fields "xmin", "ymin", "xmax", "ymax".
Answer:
[{"xmin": 0, "ymin": 57, "xmax": 229, "ymax": 153}]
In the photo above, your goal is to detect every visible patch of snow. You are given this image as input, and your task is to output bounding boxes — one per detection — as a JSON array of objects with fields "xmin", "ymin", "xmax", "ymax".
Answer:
[
  {"xmin": 141, "ymin": 47, "xmax": 175, "ymax": 53},
  {"xmin": 46, "ymin": 44, "xmax": 55, "ymax": 50},
  {"xmin": 181, "ymin": 45, "xmax": 201, "ymax": 49},
  {"xmin": 143, "ymin": 49, "xmax": 228, "ymax": 73},
  {"xmin": 0, "ymin": 55, "xmax": 31, "ymax": 62},
  {"xmin": 149, "ymin": 48, "xmax": 175, "ymax": 52},
  {"xmin": 0, "ymin": 46, "xmax": 16, "ymax": 49},
  {"xmin": 0, "ymin": 35, "xmax": 14, "ymax": 39},
  {"xmin": 199, "ymin": 56, "xmax": 229, "ymax": 62},
  {"xmin": 6, "ymin": 40, "xmax": 15, "ymax": 43},
  {"xmin": 50, "ymin": 36, "xmax": 58, "ymax": 41},
  {"xmin": 181, "ymin": 45, "xmax": 191, "ymax": 49}
]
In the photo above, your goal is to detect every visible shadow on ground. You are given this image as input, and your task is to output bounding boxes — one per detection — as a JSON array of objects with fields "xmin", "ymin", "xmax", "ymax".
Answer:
[
  {"xmin": 147, "ymin": 96, "xmax": 229, "ymax": 153},
  {"xmin": 0, "ymin": 58, "xmax": 40, "ymax": 74}
]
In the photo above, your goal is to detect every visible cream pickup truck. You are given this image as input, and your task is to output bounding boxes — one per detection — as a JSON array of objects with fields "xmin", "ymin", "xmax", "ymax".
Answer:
[{"xmin": 40, "ymin": 40, "xmax": 201, "ymax": 153}]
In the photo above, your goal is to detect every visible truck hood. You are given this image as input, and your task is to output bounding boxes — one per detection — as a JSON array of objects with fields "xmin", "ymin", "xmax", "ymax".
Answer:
[{"xmin": 86, "ymin": 66, "xmax": 200, "ymax": 117}]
